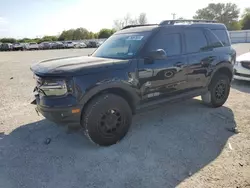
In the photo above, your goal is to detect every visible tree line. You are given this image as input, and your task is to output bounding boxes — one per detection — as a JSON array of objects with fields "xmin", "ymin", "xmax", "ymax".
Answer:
[
  {"xmin": 0, "ymin": 28, "xmax": 116, "ymax": 44},
  {"xmin": 1, "ymin": 3, "xmax": 250, "ymax": 44},
  {"xmin": 193, "ymin": 3, "xmax": 250, "ymax": 30}
]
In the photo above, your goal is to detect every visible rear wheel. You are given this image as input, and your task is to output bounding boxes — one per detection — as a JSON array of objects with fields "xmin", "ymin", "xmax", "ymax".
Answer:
[
  {"xmin": 202, "ymin": 74, "xmax": 230, "ymax": 107},
  {"xmin": 82, "ymin": 93, "xmax": 132, "ymax": 146}
]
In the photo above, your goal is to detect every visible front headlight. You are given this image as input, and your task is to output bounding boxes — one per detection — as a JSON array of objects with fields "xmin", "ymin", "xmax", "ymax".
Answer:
[{"xmin": 39, "ymin": 80, "xmax": 68, "ymax": 96}]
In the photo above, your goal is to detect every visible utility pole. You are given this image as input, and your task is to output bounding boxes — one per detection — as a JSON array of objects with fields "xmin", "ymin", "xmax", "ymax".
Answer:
[{"xmin": 171, "ymin": 13, "xmax": 176, "ymax": 20}]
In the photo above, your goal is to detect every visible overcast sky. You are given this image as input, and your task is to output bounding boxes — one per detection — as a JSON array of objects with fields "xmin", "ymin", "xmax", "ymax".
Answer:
[{"xmin": 0, "ymin": 0, "xmax": 249, "ymax": 38}]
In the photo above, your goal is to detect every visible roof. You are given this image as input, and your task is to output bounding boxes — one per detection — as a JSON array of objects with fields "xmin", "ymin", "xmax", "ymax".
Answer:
[
  {"xmin": 162, "ymin": 23, "xmax": 227, "ymax": 30},
  {"xmin": 118, "ymin": 20, "xmax": 227, "ymax": 34}
]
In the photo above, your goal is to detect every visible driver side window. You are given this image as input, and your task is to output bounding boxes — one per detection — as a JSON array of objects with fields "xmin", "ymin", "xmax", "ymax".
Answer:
[{"xmin": 146, "ymin": 32, "xmax": 182, "ymax": 56}]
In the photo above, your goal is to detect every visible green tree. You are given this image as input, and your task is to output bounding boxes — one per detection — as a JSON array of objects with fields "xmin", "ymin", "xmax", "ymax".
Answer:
[
  {"xmin": 242, "ymin": 7, "xmax": 250, "ymax": 18},
  {"xmin": 18, "ymin": 38, "xmax": 31, "ymax": 43},
  {"xmin": 241, "ymin": 8, "xmax": 250, "ymax": 30},
  {"xmin": 87, "ymin": 31, "xmax": 95, "ymax": 39},
  {"xmin": 0, "ymin": 38, "xmax": 16, "ymax": 43},
  {"xmin": 41, "ymin": 36, "xmax": 58, "ymax": 42},
  {"xmin": 33, "ymin": 38, "xmax": 42, "ymax": 43},
  {"xmin": 58, "ymin": 29, "xmax": 75, "ymax": 41},
  {"xmin": 98, "ymin": 28, "xmax": 115, "ymax": 38},
  {"xmin": 193, "ymin": 3, "xmax": 240, "ymax": 29},
  {"xmin": 228, "ymin": 21, "xmax": 242, "ymax": 30},
  {"xmin": 73, "ymin": 28, "xmax": 89, "ymax": 40},
  {"xmin": 58, "ymin": 28, "xmax": 90, "ymax": 40},
  {"xmin": 94, "ymin": 33, "xmax": 99, "ymax": 39}
]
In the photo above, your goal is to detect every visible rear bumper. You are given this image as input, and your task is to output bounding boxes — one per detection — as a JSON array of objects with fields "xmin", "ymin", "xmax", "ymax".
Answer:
[{"xmin": 32, "ymin": 100, "xmax": 82, "ymax": 127}]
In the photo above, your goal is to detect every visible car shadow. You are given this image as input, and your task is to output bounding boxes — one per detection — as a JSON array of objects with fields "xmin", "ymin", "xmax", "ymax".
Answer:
[
  {"xmin": 231, "ymin": 79, "xmax": 250, "ymax": 93},
  {"xmin": 1, "ymin": 99, "xmax": 236, "ymax": 188}
]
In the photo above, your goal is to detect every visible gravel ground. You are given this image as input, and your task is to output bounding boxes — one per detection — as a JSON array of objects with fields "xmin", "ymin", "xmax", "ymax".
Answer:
[{"xmin": 0, "ymin": 45, "xmax": 250, "ymax": 188}]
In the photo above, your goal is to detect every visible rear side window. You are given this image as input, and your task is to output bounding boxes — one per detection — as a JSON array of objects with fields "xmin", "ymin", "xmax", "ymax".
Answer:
[
  {"xmin": 211, "ymin": 30, "xmax": 230, "ymax": 46},
  {"xmin": 204, "ymin": 29, "xmax": 224, "ymax": 49},
  {"xmin": 147, "ymin": 32, "xmax": 181, "ymax": 56},
  {"xmin": 184, "ymin": 29, "xmax": 208, "ymax": 53}
]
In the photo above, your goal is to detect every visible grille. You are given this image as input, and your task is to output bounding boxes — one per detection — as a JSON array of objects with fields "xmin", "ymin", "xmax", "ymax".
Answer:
[{"xmin": 241, "ymin": 61, "xmax": 250, "ymax": 70}]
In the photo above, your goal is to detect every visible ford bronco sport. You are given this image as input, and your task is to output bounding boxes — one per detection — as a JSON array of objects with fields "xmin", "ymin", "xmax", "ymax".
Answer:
[{"xmin": 31, "ymin": 20, "xmax": 236, "ymax": 146}]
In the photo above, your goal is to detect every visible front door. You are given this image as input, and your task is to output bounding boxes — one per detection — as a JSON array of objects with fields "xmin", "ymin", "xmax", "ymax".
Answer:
[{"xmin": 137, "ymin": 29, "xmax": 189, "ymax": 101}]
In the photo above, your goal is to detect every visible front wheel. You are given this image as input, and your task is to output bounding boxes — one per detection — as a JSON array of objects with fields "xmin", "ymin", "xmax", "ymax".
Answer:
[
  {"xmin": 202, "ymin": 74, "xmax": 230, "ymax": 108},
  {"xmin": 82, "ymin": 93, "xmax": 132, "ymax": 146}
]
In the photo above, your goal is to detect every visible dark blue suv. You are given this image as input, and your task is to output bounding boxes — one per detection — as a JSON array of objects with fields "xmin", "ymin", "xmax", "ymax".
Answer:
[{"xmin": 31, "ymin": 20, "xmax": 236, "ymax": 146}]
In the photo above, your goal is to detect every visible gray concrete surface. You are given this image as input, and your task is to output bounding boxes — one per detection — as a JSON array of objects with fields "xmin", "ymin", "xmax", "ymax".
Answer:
[{"xmin": 0, "ymin": 45, "xmax": 250, "ymax": 188}]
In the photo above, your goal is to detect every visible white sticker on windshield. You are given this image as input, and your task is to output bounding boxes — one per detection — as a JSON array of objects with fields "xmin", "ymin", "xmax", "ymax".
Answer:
[
  {"xmin": 126, "ymin": 36, "xmax": 144, "ymax": 41},
  {"xmin": 128, "ymin": 52, "xmax": 134, "ymax": 56}
]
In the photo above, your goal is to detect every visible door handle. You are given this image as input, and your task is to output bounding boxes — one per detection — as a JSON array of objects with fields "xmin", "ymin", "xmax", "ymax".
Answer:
[{"xmin": 174, "ymin": 62, "xmax": 184, "ymax": 67}]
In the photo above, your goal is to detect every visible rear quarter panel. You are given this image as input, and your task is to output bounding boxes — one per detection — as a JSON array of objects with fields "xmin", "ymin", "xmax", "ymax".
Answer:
[{"xmin": 206, "ymin": 46, "xmax": 235, "ymax": 85}]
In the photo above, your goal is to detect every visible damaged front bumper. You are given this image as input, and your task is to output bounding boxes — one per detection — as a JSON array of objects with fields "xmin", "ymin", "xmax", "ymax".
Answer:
[{"xmin": 30, "ymin": 96, "xmax": 82, "ymax": 128}]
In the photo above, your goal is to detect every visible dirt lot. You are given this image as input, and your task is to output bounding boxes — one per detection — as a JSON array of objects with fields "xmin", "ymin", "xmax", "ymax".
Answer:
[{"xmin": 0, "ymin": 45, "xmax": 250, "ymax": 188}]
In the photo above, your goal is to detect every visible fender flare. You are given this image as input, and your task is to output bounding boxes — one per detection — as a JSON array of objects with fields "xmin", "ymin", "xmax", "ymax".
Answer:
[
  {"xmin": 79, "ymin": 81, "xmax": 140, "ymax": 113},
  {"xmin": 207, "ymin": 61, "xmax": 233, "ymax": 86}
]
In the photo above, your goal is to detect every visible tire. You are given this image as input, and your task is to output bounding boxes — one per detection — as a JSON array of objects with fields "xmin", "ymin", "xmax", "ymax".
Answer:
[
  {"xmin": 82, "ymin": 93, "xmax": 132, "ymax": 146},
  {"xmin": 202, "ymin": 74, "xmax": 230, "ymax": 108}
]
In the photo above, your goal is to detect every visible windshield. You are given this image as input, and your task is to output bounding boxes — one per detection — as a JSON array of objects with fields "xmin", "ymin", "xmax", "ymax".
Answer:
[{"xmin": 92, "ymin": 32, "xmax": 150, "ymax": 59}]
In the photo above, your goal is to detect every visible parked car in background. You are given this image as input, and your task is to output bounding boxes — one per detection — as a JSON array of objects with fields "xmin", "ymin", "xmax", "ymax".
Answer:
[
  {"xmin": 51, "ymin": 41, "xmax": 64, "ymax": 49},
  {"xmin": 22, "ymin": 43, "xmax": 29, "ymax": 50},
  {"xmin": 27, "ymin": 42, "xmax": 39, "ymax": 50},
  {"xmin": 75, "ymin": 42, "xmax": 87, "ymax": 48},
  {"xmin": 64, "ymin": 41, "xmax": 75, "ymax": 48},
  {"xmin": 97, "ymin": 41, "xmax": 104, "ymax": 47},
  {"xmin": 62, "ymin": 41, "xmax": 67, "ymax": 48},
  {"xmin": 13, "ymin": 43, "xmax": 24, "ymax": 51},
  {"xmin": 87, "ymin": 41, "xmax": 98, "ymax": 48},
  {"xmin": 39, "ymin": 42, "xmax": 51, "ymax": 50},
  {"xmin": 234, "ymin": 52, "xmax": 250, "ymax": 81},
  {"xmin": 1, "ymin": 43, "xmax": 13, "ymax": 51}
]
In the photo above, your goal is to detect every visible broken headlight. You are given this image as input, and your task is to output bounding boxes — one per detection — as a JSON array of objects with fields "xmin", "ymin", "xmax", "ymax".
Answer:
[
  {"xmin": 34, "ymin": 77, "xmax": 73, "ymax": 97},
  {"xmin": 40, "ymin": 80, "xmax": 67, "ymax": 96}
]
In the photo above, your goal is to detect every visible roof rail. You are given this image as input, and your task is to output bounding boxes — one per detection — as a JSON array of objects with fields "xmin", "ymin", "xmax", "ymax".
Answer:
[
  {"xmin": 160, "ymin": 19, "xmax": 217, "ymax": 25},
  {"xmin": 122, "ymin": 24, "xmax": 158, "ymax": 30}
]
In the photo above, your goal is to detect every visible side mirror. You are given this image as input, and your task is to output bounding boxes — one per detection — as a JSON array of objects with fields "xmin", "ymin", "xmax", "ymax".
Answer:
[{"xmin": 149, "ymin": 49, "xmax": 167, "ymax": 60}]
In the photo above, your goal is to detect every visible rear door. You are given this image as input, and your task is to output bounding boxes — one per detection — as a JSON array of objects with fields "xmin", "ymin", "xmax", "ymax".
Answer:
[{"xmin": 184, "ymin": 28, "xmax": 216, "ymax": 89}]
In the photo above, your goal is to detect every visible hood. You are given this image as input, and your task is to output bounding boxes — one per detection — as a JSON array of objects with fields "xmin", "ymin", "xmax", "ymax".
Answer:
[
  {"xmin": 236, "ymin": 52, "xmax": 250, "ymax": 62},
  {"xmin": 31, "ymin": 56, "xmax": 129, "ymax": 76}
]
